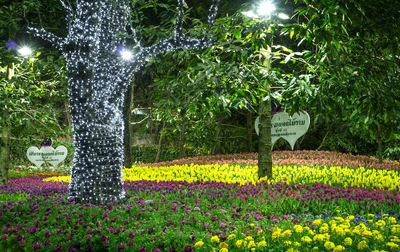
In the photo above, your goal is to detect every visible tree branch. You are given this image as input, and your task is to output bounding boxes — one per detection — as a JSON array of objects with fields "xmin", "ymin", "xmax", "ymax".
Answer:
[{"xmin": 27, "ymin": 27, "xmax": 65, "ymax": 50}]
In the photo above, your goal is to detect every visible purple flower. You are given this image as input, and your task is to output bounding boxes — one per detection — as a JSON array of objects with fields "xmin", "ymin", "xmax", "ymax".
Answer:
[
  {"xmin": 148, "ymin": 227, "xmax": 154, "ymax": 234},
  {"xmin": 183, "ymin": 245, "xmax": 193, "ymax": 252},
  {"xmin": 54, "ymin": 245, "xmax": 63, "ymax": 252},
  {"xmin": 85, "ymin": 246, "xmax": 93, "ymax": 252},
  {"xmin": 1, "ymin": 234, "xmax": 8, "ymax": 240},
  {"xmin": 128, "ymin": 231, "xmax": 136, "ymax": 238},
  {"xmin": 117, "ymin": 243, "xmax": 126, "ymax": 250},
  {"xmin": 139, "ymin": 246, "xmax": 147, "ymax": 252},
  {"xmin": 44, "ymin": 230, "xmax": 52, "ymax": 238},
  {"xmin": 33, "ymin": 242, "xmax": 42, "ymax": 250},
  {"xmin": 68, "ymin": 246, "xmax": 78, "ymax": 252},
  {"xmin": 5, "ymin": 40, "xmax": 17, "ymax": 50},
  {"xmin": 128, "ymin": 240, "xmax": 135, "ymax": 246},
  {"xmin": 152, "ymin": 247, "xmax": 161, "ymax": 252},
  {"xmin": 104, "ymin": 240, "xmax": 110, "ymax": 246},
  {"xmin": 19, "ymin": 240, "xmax": 26, "ymax": 247},
  {"xmin": 150, "ymin": 236, "xmax": 157, "ymax": 242},
  {"xmin": 169, "ymin": 247, "xmax": 176, "ymax": 252},
  {"xmin": 44, "ymin": 240, "xmax": 51, "ymax": 246},
  {"xmin": 87, "ymin": 228, "xmax": 94, "ymax": 233},
  {"xmin": 86, "ymin": 234, "xmax": 92, "ymax": 240},
  {"xmin": 255, "ymin": 216, "xmax": 264, "ymax": 221},
  {"xmin": 16, "ymin": 234, "xmax": 24, "ymax": 241}
]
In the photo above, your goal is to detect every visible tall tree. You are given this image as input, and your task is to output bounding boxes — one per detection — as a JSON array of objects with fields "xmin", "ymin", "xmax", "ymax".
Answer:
[{"xmin": 29, "ymin": 0, "xmax": 219, "ymax": 204}]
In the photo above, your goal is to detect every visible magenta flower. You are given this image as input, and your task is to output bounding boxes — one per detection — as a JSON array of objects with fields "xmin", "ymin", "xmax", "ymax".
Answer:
[
  {"xmin": 219, "ymin": 222, "xmax": 227, "ymax": 229},
  {"xmin": 117, "ymin": 243, "xmax": 126, "ymax": 250},
  {"xmin": 87, "ymin": 228, "xmax": 94, "ymax": 233},
  {"xmin": 255, "ymin": 215, "xmax": 264, "ymax": 221},
  {"xmin": 19, "ymin": 240, "xmax": 26, "ymax": 247},
  {"xmin": 86, "ymin": 234, "xmax": 92, "ymax": 240},
  {"xmin": 33, "ymin": 242, "xmax": 42, "ymax": 250},
  {"xmin": 104, "ymin": 240, "xmax": 110, "ymax": 246},
  {"xmin": 44, "ymin": 230, "xmax": 52, "ymax": 238},
  {"xmin": 1, "ymin": 234, "xmax": 8, "ymax": 240},
  {"xmin": 128, "ymin": 231, "xmax": 136, "ymax": 238},
  {"xmin": 128, "ymin": 240, "xmax": 135, "ymax": 246},
  {"xmin": 183, "ymin": 245, "xmax": 193, "ymax": 252},
  {"xmin": 54, "ymin": 245, "xmax": 63, "ymax": 252},
  {"xmin": 44, "ymin": 240, "xmax": 51, "ymax": 246}
]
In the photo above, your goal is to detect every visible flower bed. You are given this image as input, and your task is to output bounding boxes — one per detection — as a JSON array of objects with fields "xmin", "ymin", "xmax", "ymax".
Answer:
[
  {"xmin": 1, "ymin": 151, "xmax": 400, "ymax": 251},
  {"xmin": 143, "ymin": 150, "xmax": 400, "ymax": 170}
]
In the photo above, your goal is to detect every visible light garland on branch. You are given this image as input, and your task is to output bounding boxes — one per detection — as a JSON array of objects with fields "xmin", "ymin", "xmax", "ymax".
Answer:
[{"xmin": 28, "ymin": 0, "xmax": 219, "ymax": 204}]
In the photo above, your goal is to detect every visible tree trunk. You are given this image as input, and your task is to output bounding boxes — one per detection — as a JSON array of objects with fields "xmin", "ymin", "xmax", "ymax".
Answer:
[
  {"xmin": 257, "ymin": 95, "xmax": 272, "ymax": 179},
  {"xmin": 155, "ymin": 122, "xmax": 166, "ymax": 163},
  {"xmin": 179, "ymin": 109, "xmax": 186, "ymax": 158},
  {"xmin": 246, "ymin": 112, "xmax": 253, "ymax": 152},
  {"xmin": 123, "ymin": 80, "xmax": 134, "ymax": 168},
  {"xmin": 258, "ymin": 46, "xmax": 272, "ymax": 180},
  {"xmin": 0, "ymin": 126, "xmax": 10, "ymax": 186}
]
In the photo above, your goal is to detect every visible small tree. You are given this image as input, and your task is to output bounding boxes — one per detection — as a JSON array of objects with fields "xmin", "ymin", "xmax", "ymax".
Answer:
[{"xmin": 29, "ymin": 0, "xmax": 219, "ymax": 204}]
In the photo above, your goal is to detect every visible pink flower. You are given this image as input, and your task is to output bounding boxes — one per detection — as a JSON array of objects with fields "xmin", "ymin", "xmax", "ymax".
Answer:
[
  {"xmin": 219, "ymin": 222, "xmax": 227, "ymax": 229},
  {"xmin": 1, "ymin": 234, "xmax": 8, "ymax": 240}
]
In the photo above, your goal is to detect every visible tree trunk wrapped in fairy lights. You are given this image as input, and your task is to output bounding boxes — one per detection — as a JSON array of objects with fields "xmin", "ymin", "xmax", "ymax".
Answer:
[{"xmin": 29, "ymin": 0, "xmax": 219, "ymax": 204}]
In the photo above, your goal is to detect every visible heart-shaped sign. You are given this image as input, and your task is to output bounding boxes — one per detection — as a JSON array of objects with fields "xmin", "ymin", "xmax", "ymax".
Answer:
[
  {"xmin": 271, "ymin": 111, "xmax": 310, "ymax": 150},
  {"xmin": 27, "ymin": 146, "xmax": 45, "ymax": 167},
  {"xmin": 255, "ymin": 111, "xmax": 310, "ymax": 150},
  {"xmin": 27, "ymin": 145, "xmax": 68, "ymax": 167}
]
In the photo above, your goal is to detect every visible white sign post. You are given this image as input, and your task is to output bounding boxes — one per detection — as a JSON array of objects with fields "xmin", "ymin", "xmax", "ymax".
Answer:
[
  {"xmin": 255, "ymin": 111, "xmax": 310, "ymax": 150},
  {"xmin": 27, "ymin": 146, "xmax": 68, "ymax": 167}
]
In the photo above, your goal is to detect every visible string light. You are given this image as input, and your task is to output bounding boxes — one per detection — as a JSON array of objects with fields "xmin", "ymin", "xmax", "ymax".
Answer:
[
  {"xmin": 28, "ymin": 0, "xmax": 219, "ymax": 204},
  {"xmin": 17, "ymin": 46, "xmax": 33, "ymax": 56}
]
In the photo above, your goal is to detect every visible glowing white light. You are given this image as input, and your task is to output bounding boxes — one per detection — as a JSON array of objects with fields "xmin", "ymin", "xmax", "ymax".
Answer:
[
  {"xmin": 242, "ymin": 10, "xmax": 258, "ymax": 18},
  {"xmin": 278, "ymin": 13, "xmax": 290, "ymax": 20},
  {"xmin": 257, "ymin": 1, "xmax": 276, "ymax": 17},
  {"xmin": 120, "ymin": 49, "xmax": 133, "ymax": 60},
  {"xmin": 18, "ymin": 46, "xmax": 32, "ymax": 56}
]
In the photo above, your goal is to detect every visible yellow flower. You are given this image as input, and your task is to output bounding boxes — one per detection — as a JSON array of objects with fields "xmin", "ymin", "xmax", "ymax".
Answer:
[
  {"xmin": 219, "ymin": 242, "xmax": 228, "ymax": 249},
  {"xmin": 245, "ymin": 236, "xmax": 254, "ymax": 241},
  {"xmin": 362, "ymin": 230, "xmax": 372, "ymax": 238},
  {"xmin": 392, "ymin": 225, "xmax": 400, "ymax": 234},
  {"xmin": 389, "ymin": 217, "xmax": 397, "ymax": 224},
  {"xmin": 286, "ymin": 248, "xmax": 299, "ymax": 252},
  {"xmin": 235, "ymin": 240, "xmax": 244, "ymax": 249},
  {"xmin": 284, "ymin": 241, "xmax": 292, "ymax": 247},
  {"xmin": 324, "ymin": 241, "xmax": 335, "ymax": 251},
  {"xmin": 250, "ymin": 223, "xmax": 255, "ymax": 227},
  {"xmin": 257, "ymin": 240, "xmax": 267, "ymax": 248},
  {"xmin": 219, "ymin": 248, "xmax": 228, "ymax": 252},
  {"xmin": 194, "ymin": 241, "xmax": 204, "ymax": 248},
  {"xmin": 294, "ymin": 225, "xmax": 304, "ymax": 233},
  {"xmin": 312, "ymin": 247, "xmax": 319, "ymax": 251},
  {"xmin": 294, "ymin": 242, "xmax": 301, "ymax": 247},
  {"xmin": 227, "ymin": 234, "xmax": 236, "ymax": 241},
  {"xmin": 319, "ymin": 226, "xmax": 329, "ymax": 233},
  {"xmin": 211, "ymin": 235, "xmax": 220, "ymax": 243},
  {"xmin": 248, "ymin": 240, "xmax": 256, "ymax": 249},
  {"xmin": 333, "ymin": 245, "xmax": 345, "ymax": 252},
  {"xmin": 301, "ymin": 236, "xmax": 312, "ymax": 243},
  {"xmin": 282, "ymin": 229, "xmax": 292, "ymax": 237},
  {"xmin": 257, "ymin": 230, "xmax": 263, "ymax": 236},
  {"xmin": 387, "ymin": 242, "xmax": 399, "ymax": 251},
  {"xmin": 357, "ymin": 240, "xmax": 368, "ymax": 250},
  {"xmin": 312, "ymin": 219, "xmax": 322, "ymax": 226},
  {"xmin": 344, "ymin": 237, "xmax": 353, "ymax": 246}
]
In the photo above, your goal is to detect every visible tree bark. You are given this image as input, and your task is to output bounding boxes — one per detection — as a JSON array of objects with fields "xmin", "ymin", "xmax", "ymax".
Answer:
[
  {"xmin": 257, "ymin": 95, "xmax": 272, "ymax": 179},
  {"xmin": 0, "ymin": 126, "xmax": 10, "ymax": 186},
  {"xmin": 123, "ymin": 80, "xmax": 134, "ymax": 168},
  {"xmin": 257, "ymin": 46, "xmax": 272, "ymax": 180}
]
